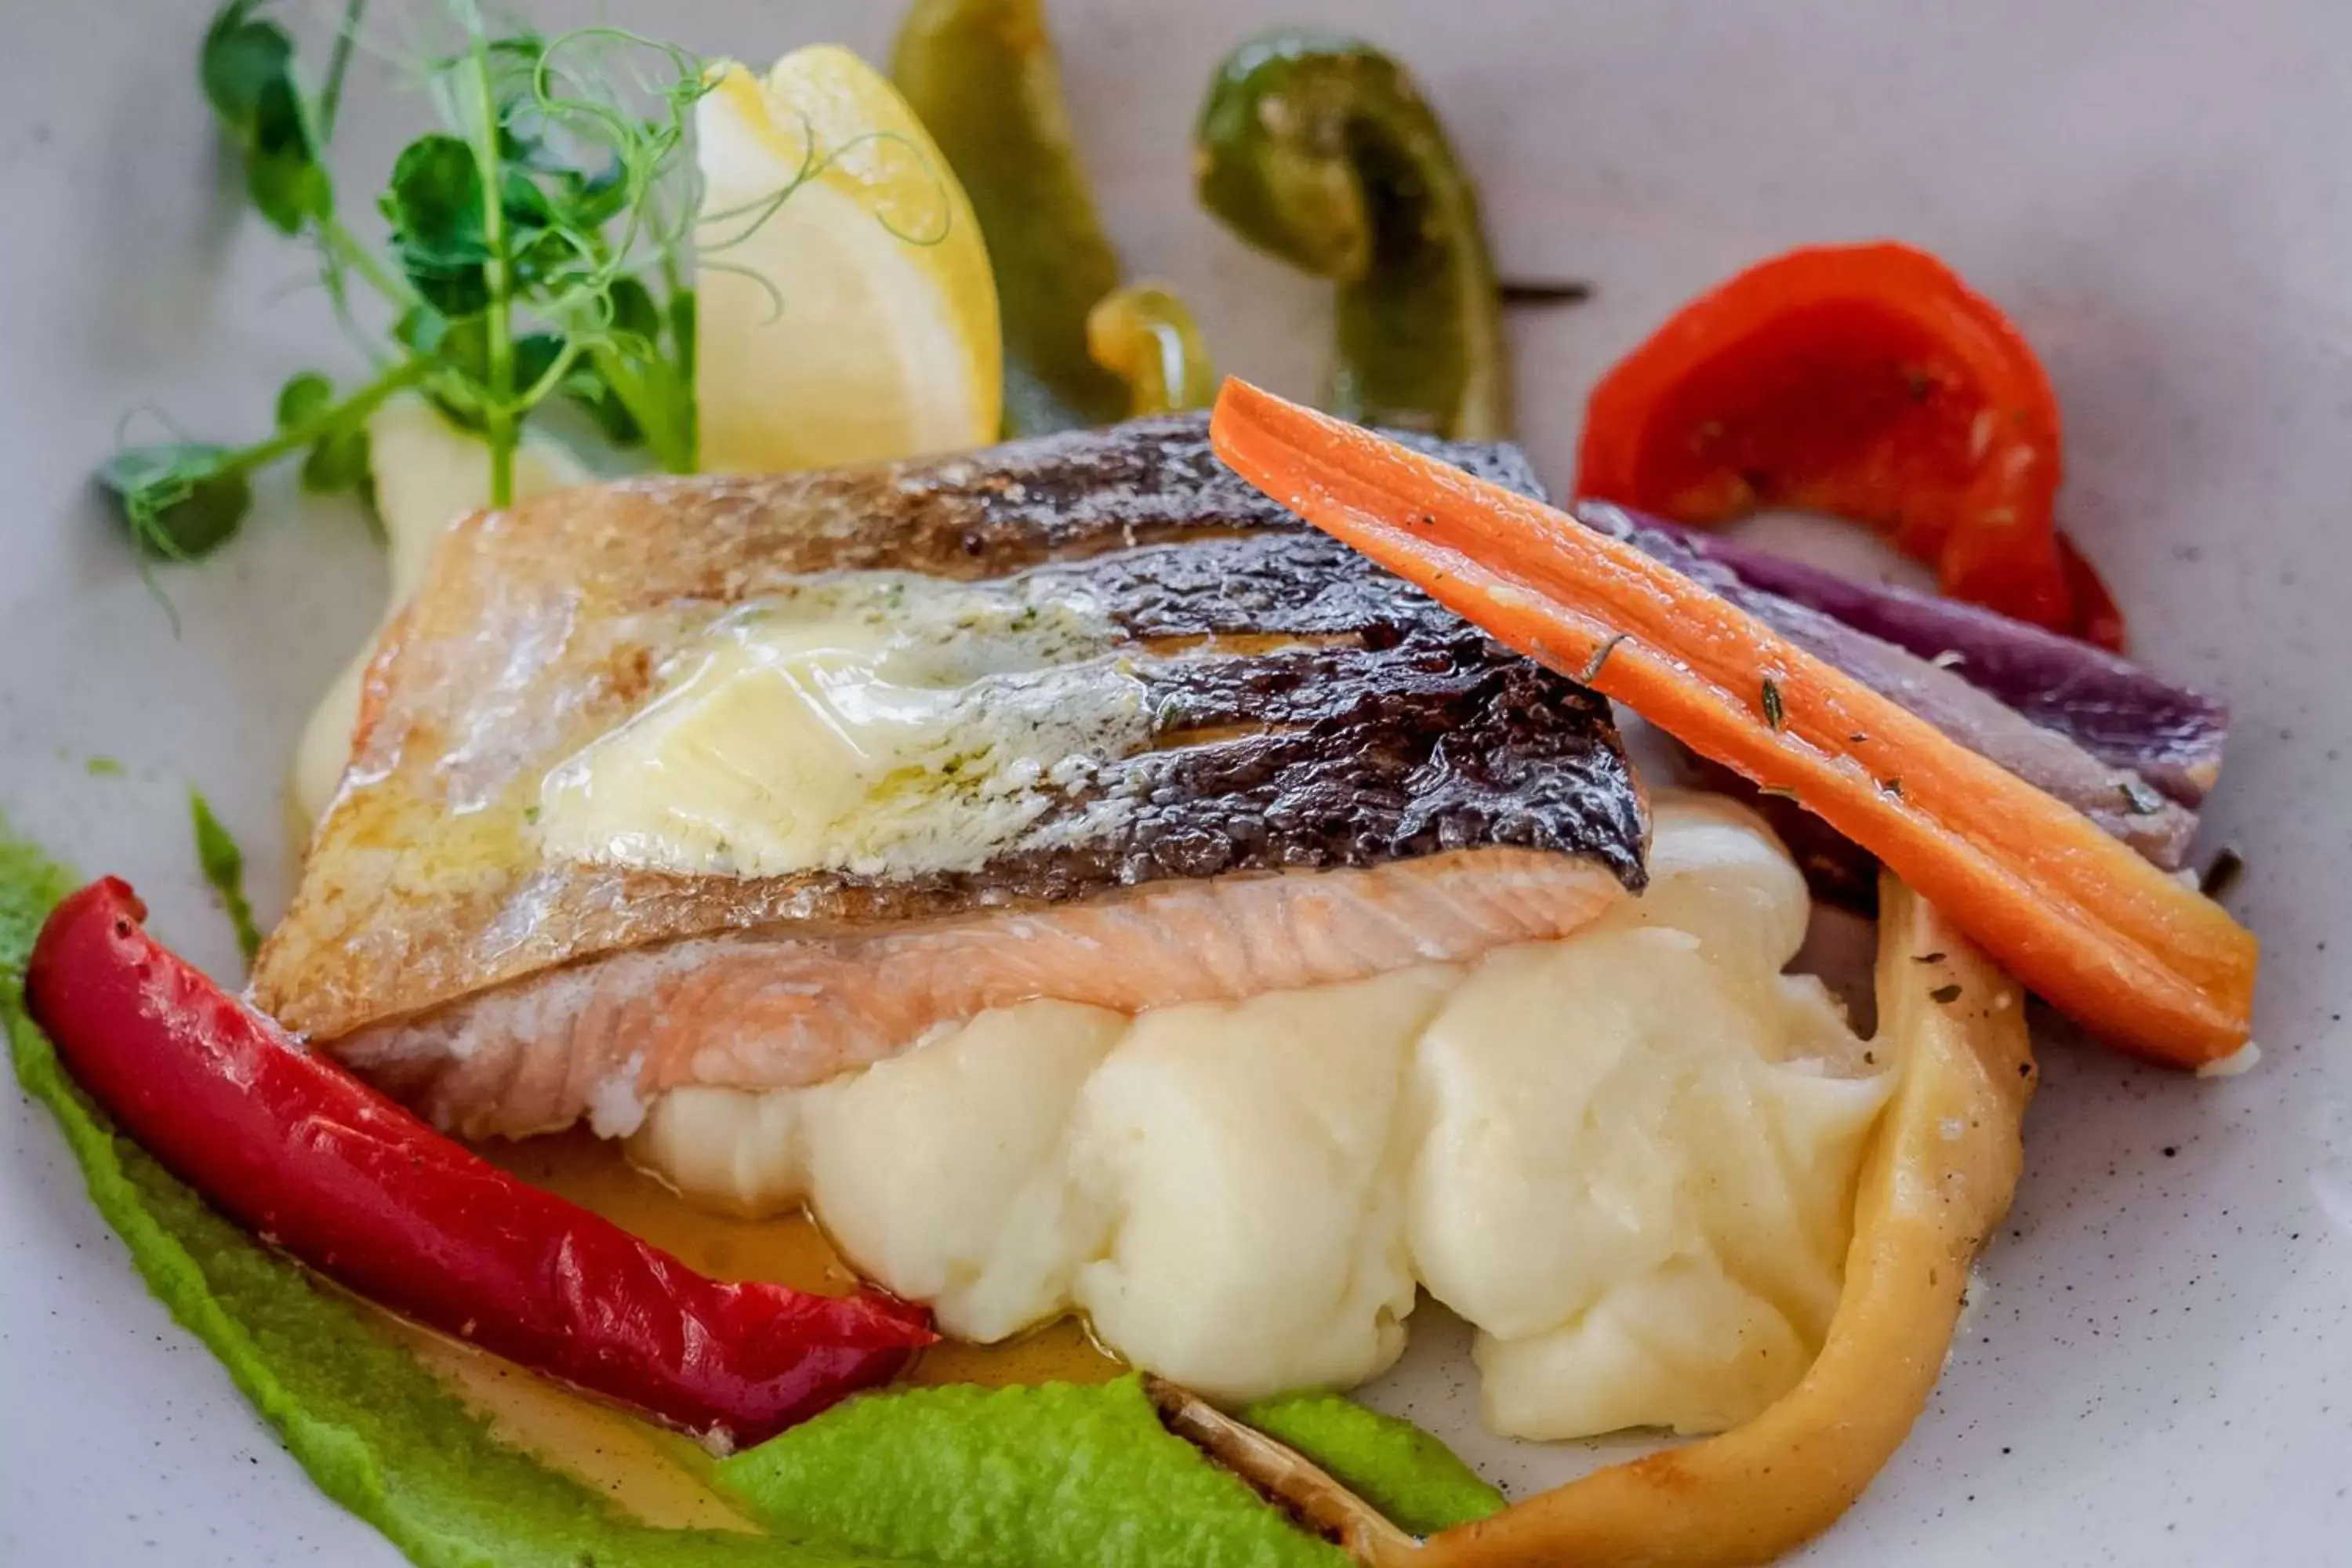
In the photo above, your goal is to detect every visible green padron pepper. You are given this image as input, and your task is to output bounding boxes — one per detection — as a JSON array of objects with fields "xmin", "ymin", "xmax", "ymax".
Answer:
[
  {"xmin": 1086, "ymin": 284, "xmax": 1219, "ymax": 416},
  {"xmin": 1195, "ymin": 31, "xmax": 1508, "ymax": 440},
  {"xmin": 892, "ymin": 0, "xmax": 1132, "ymax": 434}
]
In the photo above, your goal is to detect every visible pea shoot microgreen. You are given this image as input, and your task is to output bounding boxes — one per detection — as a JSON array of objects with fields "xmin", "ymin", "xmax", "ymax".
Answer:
[{"xmin": 103, "ymin": 0, "xmax": 718, "ymax": 561}]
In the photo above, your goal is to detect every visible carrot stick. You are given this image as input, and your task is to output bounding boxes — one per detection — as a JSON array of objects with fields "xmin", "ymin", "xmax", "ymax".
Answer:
[{"xmin": 1209, "ymin": 378, "xmax": 2257, "ymax": 1068}]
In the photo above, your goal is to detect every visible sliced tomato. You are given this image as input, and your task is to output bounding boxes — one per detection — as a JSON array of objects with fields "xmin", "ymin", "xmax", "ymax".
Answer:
[{"xmin": 1575, "ymin": 241, "xmax": 2124, "ymax": 649}]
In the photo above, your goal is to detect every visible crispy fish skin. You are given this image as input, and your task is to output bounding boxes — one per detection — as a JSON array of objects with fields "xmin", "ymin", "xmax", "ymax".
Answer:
[{"xmin": 255, "ymin": 419, "xmax": 1647, "ymax": 1082}]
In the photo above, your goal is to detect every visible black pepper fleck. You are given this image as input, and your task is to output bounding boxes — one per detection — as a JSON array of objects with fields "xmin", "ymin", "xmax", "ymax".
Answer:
[{"xmin": 1578, "ymin": 632, "xmax": 1628, "ymax": 685}]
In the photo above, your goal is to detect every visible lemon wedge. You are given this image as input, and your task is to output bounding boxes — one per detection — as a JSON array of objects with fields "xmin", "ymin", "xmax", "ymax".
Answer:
[{"xmin": 695, "ymin": 45, "xmax": 1002, "ymax": 472}]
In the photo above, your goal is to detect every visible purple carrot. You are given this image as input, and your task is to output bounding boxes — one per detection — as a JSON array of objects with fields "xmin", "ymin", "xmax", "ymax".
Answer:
[
  {"xmin": 1575, "ymin": 503, "xmax": 2216, "ymax": 872},
  {"xmin": 1626, "ymin": 514, "xmax": 2228, "ymax": 807}
]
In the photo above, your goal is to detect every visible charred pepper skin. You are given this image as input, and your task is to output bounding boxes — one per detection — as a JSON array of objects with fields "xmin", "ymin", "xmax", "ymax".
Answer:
[
  {"xmin": 26, "ymin": 878, "xmax": 932, "ymax": 1448},
  {"xmin": 1195, "ymin": 31, "xmax": 1508, "ymax": 441}
]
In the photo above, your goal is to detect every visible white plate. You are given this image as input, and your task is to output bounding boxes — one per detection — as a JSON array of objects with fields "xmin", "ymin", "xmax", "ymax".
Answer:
[{"xmin": 3, "ymin": 1, "xmax": 2347, "ymax": 1563}]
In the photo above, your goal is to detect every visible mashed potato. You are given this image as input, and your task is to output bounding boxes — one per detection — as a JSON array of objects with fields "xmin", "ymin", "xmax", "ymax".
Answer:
[{"xmin": 632, "ymin": 795, "xmax": 1892, "ymax": 1439}]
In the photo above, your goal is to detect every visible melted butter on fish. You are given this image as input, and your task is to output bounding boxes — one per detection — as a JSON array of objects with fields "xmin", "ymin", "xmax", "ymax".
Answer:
[
  {"xmin": 630, "ymin": 797, "xmax": 1894, "ymax": 1439},
  {"xmin": 536, "ymin": 574, "xmax": 1152, "ymax": 880},
  {"xmin": 257, "ymin": 420, "xmax": 1648, "ymax": 1055}
]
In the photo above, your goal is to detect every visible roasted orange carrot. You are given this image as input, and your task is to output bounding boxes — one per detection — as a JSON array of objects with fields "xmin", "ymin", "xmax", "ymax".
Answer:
[{"xmin": 1209, "ymin": 378, "xmax": 2258, "ymax": 1068}]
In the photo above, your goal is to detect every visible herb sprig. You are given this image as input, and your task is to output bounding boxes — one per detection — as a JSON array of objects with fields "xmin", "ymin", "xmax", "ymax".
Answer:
[
  {"xmin": 189, "ymin": 789, "xmax": 263, "ymax": 967},
  {"xmin": 103, "ymin": 0, "xmax": 715, "ymax": 560}
]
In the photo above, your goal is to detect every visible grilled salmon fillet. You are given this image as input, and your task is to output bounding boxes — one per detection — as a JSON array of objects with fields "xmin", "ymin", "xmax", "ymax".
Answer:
[{"xmin": 255, "ymin": 418, "xmax": 1650, "ymax": 1138}]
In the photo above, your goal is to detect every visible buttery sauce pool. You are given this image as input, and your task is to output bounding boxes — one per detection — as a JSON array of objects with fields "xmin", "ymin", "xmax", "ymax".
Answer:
[
  {"xmin": 394, "ymin": 1131, "xmax": 1125, "ymax": 1528},
  {"xmin": 488, "ymin": 1129, "xmax": 1127, "ymax": 1389}
]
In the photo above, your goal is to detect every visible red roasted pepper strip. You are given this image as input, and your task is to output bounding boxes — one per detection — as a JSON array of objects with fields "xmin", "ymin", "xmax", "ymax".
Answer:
[
  {"xmin": 1574, "ymin": 241, "xmax": 2127, "ymax": 649},
  {"xmin": 26, "ymin": 878, "xmax": 932, "ymax": 1448}
]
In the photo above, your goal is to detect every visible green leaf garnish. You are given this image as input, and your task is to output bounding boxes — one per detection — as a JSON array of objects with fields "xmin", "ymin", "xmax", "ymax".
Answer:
[
  {"xmin": 106, "ymin": 4, "xmax": 842, "ymax": 582},
  {"xmin": 202, "ymin": 1, "xmax": 330, "ymax": 234},
  {"xmin": 307, "ymin": 428, "xmax": 373, "ymax": 497},
  {"xmin": 199, "ymin": 1, "xmax": 294, "ymax": 126},
  {"xmin": 562, "ymin": 360, "xmax": 644, "ymax": 446},
  {"xmin": 245, "ymin": 74, "xmax": 333, "ymax": 234},
  {"xmin": 274, "ymin": 371, "xmax": 334, "ymax": 429},
  {"xmin": 190, "ymin": 789, "xmax": 263, "ymax": 967},
  {"xmin": 96, "ymin": 444, "xmax": 254, "ymax": 561},
  {"xmin": 605, "ymin": 273, "xmax": 663, "ymax": 339},
  {"xmin": 385, "ymin": 132, "xmax": 494, "ymax": 314},
  {"xmin": 270, "ymin": 371, "xmax": 373, "ymax": 496}
]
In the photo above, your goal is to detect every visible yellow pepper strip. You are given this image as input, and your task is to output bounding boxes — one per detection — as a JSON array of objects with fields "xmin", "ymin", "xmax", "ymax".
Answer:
[
  {"xmin": 1085, "ymin": 284, "xmax": 1219, "ymax": 416},
  {"xmin": 1412, "ymin": 875, "xmax": 2032, "ymax": 1565},
  {"xmin": 1181, "ymin": 875, "xmax": 2034, "ymax": 1567}
]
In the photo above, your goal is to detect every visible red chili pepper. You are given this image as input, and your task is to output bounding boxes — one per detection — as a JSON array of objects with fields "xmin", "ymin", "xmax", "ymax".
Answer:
[
  {"xmin": 26, "ymin": 878, "xmax": 933, "ymax": 1448},
  {"xmin": 1574, "ymin": 241, "xmax": 2126, "ymax": 650}
]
